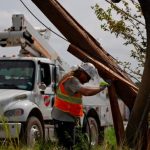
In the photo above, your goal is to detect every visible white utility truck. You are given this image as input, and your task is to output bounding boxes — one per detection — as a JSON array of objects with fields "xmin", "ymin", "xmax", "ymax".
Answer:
[{"xmin": 0, "ymin": 14, "xmax": 126, "ymax": 146}]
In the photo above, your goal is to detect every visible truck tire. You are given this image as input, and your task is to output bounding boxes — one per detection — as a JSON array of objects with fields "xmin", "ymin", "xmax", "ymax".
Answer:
[
  {"xmin": 24, "ymin": 116, "xmax": 44, "ymax": 146},
  {"xmin": 85, "ymin": 117, "xmax": 99, "ymax": 147}
]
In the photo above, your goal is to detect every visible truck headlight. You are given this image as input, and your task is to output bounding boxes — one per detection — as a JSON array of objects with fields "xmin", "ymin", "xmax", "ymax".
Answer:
[{"xmin": 4, "ymin": 109, "xmax": 24, "ymax": 117}]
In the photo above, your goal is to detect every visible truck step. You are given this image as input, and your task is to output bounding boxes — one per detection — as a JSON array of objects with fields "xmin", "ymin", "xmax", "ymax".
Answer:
[{"xmin": 44, "ymin": 124, "xmax": 57, "ymax": 142}]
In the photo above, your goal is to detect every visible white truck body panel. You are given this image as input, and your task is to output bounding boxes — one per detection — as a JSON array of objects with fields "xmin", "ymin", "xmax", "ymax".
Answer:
[{"xmin": 0, "ymin": 123, "xmax": 21, "ymax": 138}]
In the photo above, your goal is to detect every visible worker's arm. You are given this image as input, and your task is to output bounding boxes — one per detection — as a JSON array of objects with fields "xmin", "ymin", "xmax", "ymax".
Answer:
[
  {"xmin": 78, "ymin": 86, "xmax": 105, "ymax": 96},
  {"xmin": 64, "ymin": 77, "xmax": 108, "ymax": 96}
]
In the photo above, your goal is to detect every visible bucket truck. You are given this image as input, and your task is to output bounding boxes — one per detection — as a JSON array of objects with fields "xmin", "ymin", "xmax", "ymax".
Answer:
[{"xmin": 0, "ymin": 14, "xmax": 127, "ymax": 146}]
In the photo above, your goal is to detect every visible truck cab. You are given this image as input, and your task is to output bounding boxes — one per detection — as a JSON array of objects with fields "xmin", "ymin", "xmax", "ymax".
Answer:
[{"xmin": 0, "ymin": 57, "xmax": 62, "ymax": 145}]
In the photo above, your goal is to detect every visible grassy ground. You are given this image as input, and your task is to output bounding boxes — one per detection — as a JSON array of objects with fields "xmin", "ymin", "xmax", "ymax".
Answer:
[
  {"xmin": 0, "ymin": 127, "xmax": 129, "ymax": 150},
  {"xmin": 98, "ymin": 127, "xmax": 117, "ymax": 150}
]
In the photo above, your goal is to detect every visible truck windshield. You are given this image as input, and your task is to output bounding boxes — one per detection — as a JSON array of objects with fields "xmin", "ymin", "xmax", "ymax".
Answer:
[{"xmin": 0, "ymin": 60, "xmax": 35, "ymax": 91}]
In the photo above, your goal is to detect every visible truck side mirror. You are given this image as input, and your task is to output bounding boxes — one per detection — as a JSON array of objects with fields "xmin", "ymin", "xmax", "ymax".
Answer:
[{"xmin": 39, "ymin": 82, "xmax": 46, "ymax": 91}]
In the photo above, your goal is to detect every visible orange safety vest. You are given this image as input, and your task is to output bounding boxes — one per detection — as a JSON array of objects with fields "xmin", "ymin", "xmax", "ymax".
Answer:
[{"xmin": 54, "ymin": 76, "xmax": 83, "ymax": 117}]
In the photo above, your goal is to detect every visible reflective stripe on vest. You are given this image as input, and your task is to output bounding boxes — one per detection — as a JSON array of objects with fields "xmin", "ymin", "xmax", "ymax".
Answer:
[{"xmin": 54, "ymin": 77, "xmax": 83, "ymax": 117}]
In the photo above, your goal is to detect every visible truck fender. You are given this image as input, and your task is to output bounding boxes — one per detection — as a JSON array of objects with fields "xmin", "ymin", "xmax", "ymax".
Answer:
[{"xmin": 4, "ymin": 100, "xmax": 41, "ymax": 122}]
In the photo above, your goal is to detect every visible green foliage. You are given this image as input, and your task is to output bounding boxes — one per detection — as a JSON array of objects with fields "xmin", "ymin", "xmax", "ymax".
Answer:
[
  {"xmin": 104, "ymin": 127, "xmax": 116, "ymax": 146},
  {"xmin": 73, "ymin": 128, "xmax": 89, "ymax": 150},
  {"xmin": 92, "ymin": 0, "xmax": 146, "ymax": 81},
  {"xmin": 97, "ymin": 127, "xmax": 117, "ymax": 150}
]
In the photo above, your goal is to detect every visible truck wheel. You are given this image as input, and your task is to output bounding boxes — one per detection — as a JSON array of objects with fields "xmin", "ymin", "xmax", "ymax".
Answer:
[
  {"xmin": 85, "ymin": 117, "xmax": 99, "ymax": 147},
  {"xmin": 25, "ymin": 116, "xmax": 44, "ymax": 146}
]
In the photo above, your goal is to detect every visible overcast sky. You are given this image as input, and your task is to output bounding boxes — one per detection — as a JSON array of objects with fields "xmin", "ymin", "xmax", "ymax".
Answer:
[{"xmin": 0, "ymin": 0, "xmax": 138, "ymax": 67}]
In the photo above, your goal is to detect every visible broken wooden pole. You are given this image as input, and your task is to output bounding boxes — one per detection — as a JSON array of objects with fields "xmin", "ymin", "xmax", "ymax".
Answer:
[
  {"xmin": 108, "ymin": 84, "xmax": 125, "ymax": 145},
  {"xmin": 31, "ymin": 0, "xmax": 127, "ymax": 75},
  {"xmin": 147, "ymin": 129, "xmax": 150, "ymax": 150}
]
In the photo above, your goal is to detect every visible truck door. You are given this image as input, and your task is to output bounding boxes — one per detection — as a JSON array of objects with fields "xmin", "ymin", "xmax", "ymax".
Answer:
[{"xmin": 38, "ymin": 62, "xmax": 55, "ymax": 120}]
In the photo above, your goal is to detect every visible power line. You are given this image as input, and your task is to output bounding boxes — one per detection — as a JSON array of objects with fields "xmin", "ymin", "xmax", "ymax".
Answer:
[{"xmin": 19, "ymin": 0, "xmax": 69, "ymax": 42}]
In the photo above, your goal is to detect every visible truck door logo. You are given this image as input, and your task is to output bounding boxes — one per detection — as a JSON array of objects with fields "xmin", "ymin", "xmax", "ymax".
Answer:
[{"xmin": 43, "ymin": 95, "xmax": 50, "ymax": 107}]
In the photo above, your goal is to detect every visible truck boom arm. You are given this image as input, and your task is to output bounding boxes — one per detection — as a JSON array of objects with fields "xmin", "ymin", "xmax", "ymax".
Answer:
[{"xmin": 0, "ymin": 14, "xmax": 69, "ymax": 71}]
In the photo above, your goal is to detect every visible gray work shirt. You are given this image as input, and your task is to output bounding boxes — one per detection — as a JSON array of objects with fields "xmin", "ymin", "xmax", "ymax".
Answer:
[{"xmin": 51, "ymin": 76, "xmax": 82, "ymax": 122}]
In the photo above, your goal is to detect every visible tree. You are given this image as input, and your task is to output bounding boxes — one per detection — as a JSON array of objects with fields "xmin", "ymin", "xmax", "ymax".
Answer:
[
  {"xmin": 92, "ymin": 0, "xmax": 146, "ymax": 82},
  {"xmin": 93, "ymin": 0, "xmax": 150, "ymax": 148},
  {"xmin": 126, "ymin": 0, "xmax": 150, "ymax": 148}
]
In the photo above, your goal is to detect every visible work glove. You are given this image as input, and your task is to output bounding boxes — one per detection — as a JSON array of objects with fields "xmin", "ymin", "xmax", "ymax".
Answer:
[
  {"xmin": 99, "ymin": 81, "xmax": 110, "ymax": 90},
  {"xmin": 105, "ymin": 79, "xmax": 112, "ymax": 86}
]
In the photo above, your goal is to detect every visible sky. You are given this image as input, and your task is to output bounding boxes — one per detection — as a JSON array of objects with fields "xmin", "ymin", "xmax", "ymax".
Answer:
[{"xmin": 0, "ymin": 0, "xmax": 140, "ymax": 68}]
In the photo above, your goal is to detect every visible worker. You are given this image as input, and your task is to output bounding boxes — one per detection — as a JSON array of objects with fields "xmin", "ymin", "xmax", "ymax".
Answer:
[{"xmin": 51, "ymin": 62, "xmax": 110, "ymax": 149}]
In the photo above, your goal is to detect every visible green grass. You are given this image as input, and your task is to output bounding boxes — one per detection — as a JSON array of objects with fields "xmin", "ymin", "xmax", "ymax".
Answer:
[
  {"xmin": 95, "ymin": 127, "xmax": 117, "ymax": 150},
  {"xmin": 104, "ymin": 127, "xmax": 117, "ymax": 147},
  {"xmin": 0, "ymin": 127, "xmax": 129, "ymax": 150}
]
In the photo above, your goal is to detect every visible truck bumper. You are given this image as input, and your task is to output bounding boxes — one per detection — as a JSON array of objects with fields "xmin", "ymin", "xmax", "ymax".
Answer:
[{"xmin": 0, "ymin": 123, "xmax": 21, "ymax": 138}]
